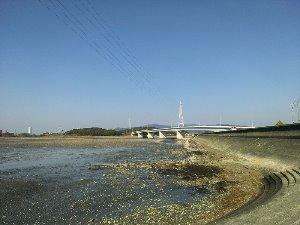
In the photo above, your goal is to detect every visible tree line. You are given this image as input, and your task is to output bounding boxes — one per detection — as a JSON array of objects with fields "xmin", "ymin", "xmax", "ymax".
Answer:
[{"xmin": 64, "ymin": 127, "xmax": 122, "ymax": 136}]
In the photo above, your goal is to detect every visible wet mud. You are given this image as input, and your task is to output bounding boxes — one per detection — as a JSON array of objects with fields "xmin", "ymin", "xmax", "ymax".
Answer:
[
  {"xmin": 155, "ymin": 164, "xmax": 222, "ymax": 180},
  {"xmin": 0, "ymin": 137, "xmax": 264, "ymax": 224}
]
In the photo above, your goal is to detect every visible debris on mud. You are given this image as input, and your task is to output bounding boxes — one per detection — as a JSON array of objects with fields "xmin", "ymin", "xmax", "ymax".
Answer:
[{"xmin": 155, "ymin": 163, "xmax": 222, "ymax": 180}]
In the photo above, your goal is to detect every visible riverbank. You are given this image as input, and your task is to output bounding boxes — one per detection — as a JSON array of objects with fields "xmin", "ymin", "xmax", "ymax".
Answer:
[
  {"xmin": 198, "ymin": 131, "xmax": 300, "ymax": 169},
  {"xmin": 195, "ymin": 132, "xmax": 300, "ymax": 225}
]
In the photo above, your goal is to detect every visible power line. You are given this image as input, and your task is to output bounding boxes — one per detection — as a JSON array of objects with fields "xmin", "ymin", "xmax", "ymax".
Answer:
[
  {"xmin": 72, "ymin": 0, "xmax": 161, "ymax": 96},
  {"xmin": 81, "ymin": 0, "xmax": 156, "ymax": 83},
  {"xmin": 37, "ymin": 0, "xmax": 164, "ymax": 100},
  {"xmin": 45, "ymin": 0, "xmax": 150, "ymax": 93}
]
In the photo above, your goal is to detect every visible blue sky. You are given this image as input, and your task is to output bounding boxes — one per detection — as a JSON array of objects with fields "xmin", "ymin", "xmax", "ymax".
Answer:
[{"xmin": 0, "ymin": 0, "xmax": 299, "ymax": 133}]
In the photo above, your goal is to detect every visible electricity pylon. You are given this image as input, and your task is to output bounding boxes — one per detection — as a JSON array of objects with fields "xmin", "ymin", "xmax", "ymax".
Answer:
[{"xmin": 290, "ymin": 99, "xmax": 300, "ymax": 123}]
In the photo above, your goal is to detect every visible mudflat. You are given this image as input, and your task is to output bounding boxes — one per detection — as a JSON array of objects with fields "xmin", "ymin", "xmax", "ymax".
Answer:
[
  {"xmin": 0, "ymin": 136, "xmax": 154, "ymax": 148},
  {"xmin": 0, "ymin": 134, "xmax": 298, "ymax": 224}
]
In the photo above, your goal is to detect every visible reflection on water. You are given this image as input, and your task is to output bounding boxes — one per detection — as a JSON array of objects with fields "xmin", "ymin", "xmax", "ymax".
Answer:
[{"xmin": 0, "ymin": 143, "xmax": 209, "ymax": 224}]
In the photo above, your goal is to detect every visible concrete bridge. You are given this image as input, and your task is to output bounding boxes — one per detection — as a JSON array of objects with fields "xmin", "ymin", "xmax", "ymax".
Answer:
[{"xmin": 132, "ymin": 125, "xmax": 255, "ymax": 139}]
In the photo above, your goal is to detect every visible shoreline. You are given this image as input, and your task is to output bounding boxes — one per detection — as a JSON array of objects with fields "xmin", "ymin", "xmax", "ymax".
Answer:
[{"xmin": 184, "ymin": 138, "xmax": 264, "ymax": 223}]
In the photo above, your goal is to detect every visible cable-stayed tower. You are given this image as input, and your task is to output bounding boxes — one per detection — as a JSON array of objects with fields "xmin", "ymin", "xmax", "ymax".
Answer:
[{"xmin": 178, "ymin": 100, "xmax": 184, "ymax": 127}]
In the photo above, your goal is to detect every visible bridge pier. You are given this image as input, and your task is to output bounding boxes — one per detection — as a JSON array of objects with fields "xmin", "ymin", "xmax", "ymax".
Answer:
[
  {"xmin": 135, "ymin": 125, "xmax": 254, "ymax": 140},
  {"xmin": 159, "ymin": 131, "xmax": 167, "ymax": 139},
  {"xmin": 147, "ymin": 132, "xmax": 155, "ymax": 139},
  {"xmin": 137, "ymin": 131, "xmax": 143, "ymax": 138},
  {"xmin": 176, "ymin": 130, "xmax": 185, "ymax": 139}
]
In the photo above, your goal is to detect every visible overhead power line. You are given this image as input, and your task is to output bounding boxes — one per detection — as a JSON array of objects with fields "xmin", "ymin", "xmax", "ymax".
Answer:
[
  {"xmin": 78, "ymin": 0, "xmax": 156, "ymax": 85},
  {"xmin": 37, "ymin": 0, "xmax": 164, "ymax": 101}
]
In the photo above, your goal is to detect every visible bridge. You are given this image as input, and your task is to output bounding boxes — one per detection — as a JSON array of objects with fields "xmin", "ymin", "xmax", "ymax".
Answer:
[
  {"xmin": 132, "ymin": 125, "xmax": 255, "ymax": 139},
  {"xmin": 131, "ymin": 101, "xmax": 255, "ymax": 139}
]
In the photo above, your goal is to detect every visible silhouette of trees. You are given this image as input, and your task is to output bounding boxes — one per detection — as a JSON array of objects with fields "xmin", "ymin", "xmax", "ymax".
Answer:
[{"xmin": 64, "ymin": 127, "xmax": 122, "ymax": 136}]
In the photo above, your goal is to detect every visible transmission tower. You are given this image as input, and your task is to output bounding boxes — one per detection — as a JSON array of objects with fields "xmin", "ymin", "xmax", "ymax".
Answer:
[
  {"xmin": 178, "ymin": 100, "xmax": 184, "ymax": 127},
  {"xmin": 290, "ymin": 99, "xmax": 300, "ymax": 123}
]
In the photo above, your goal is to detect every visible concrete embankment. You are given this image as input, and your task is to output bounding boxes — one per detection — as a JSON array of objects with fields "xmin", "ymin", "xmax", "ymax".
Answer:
[{"xmin": 196, "ymin": 131, "xmax": 300, "ymax": 225}]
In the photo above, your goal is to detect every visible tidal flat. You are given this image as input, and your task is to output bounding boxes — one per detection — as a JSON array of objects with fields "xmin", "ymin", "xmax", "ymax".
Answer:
[{"xmin": 0, "ymin": 137, "xmax": 263, "ymax": 224}]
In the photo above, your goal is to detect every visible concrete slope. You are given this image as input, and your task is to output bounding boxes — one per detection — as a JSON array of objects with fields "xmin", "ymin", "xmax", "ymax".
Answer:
[
  {"xmin": 217, "ymin": 168, "xmax": 300, "ymax": 225},
  {"xmin": 196, "ymin": 134, "xmax": 300, "ymax": 225},
  {"xmin": 198, "ymin": 136, "xmax": 300, "ymax": 168}
]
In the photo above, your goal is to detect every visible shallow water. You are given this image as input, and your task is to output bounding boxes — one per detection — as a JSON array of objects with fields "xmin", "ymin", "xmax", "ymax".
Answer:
[{"xmin": 0, "ymin": 141, "xmax": 210, "ymax": 224}]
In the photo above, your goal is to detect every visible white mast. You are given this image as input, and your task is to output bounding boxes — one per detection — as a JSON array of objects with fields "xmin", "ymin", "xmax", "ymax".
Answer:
[
  {"xmin": 178, "ymin": 100, "xmax": 184, "ymax": 127},
  {"xmin": 128, "ymin": 117, "xmax": 132, "ymax": 130}
]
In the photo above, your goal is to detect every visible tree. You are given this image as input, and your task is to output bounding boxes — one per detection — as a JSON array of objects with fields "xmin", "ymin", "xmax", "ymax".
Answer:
[{"xmin": 275, "ymin": 120, "xmax": 284, "ymax": 127}]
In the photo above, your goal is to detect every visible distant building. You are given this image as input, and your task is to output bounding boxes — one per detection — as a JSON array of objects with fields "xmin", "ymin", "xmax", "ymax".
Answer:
[{"xmin": 28, "ymin": 127, "xmax": 32, "ymax": 135}]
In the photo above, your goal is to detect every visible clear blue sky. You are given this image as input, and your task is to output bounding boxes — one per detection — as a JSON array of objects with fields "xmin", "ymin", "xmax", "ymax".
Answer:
[{"xmin": 1, "ymin": 0, "xmax": 299, "ymax": 133}]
